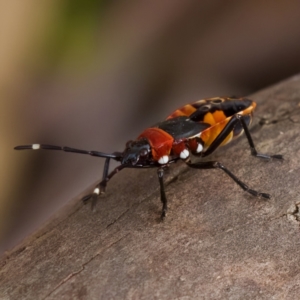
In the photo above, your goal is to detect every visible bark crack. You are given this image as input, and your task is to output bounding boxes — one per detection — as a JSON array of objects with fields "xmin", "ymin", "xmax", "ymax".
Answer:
[{"xmin": 43, "ymin": 233, "xmax": 130, "ymax": 299}]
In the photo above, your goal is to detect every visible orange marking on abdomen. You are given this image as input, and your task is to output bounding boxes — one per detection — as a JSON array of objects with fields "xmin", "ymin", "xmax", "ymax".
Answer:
[
  {"xmin": 166, "ymin": 104, "xmax": 197, "ymax": 119},
  {"xmin": 203, "ymin": 112, "xmax": 216, "ymax": 126},
  {"xmin": 203, "ymin": 110, "xmax": 228, "ymax": 126},
  {"xmin": 201, "ymin": 118, "xmax": 233, "ymax": 148},
  {"xmin": 211, "ymin": 110, "xmax": 227, "ymax": 123}
]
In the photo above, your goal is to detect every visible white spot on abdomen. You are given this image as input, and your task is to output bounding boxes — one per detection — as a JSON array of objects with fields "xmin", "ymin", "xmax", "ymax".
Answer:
[
  {"xmin": 158, "ymin": 155, "xmax": 169, "ymax": 164},
  {"xmin": 196, "ymin": 143, "xmax": 203, "ymax": 153},
  {"xmin": 180, "ymin": 149, "xmax": 189, "ymax": 159}
]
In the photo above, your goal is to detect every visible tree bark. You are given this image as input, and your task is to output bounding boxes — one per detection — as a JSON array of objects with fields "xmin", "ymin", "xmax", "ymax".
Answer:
[{"xmin": 1, "ymin": 75, "xmax": 300, "ymax": 299}]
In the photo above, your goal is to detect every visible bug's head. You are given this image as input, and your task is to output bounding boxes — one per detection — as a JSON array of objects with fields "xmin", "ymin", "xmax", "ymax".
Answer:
[{"xmin": 121, "ymin": 138, "xmax": 151, "ymax": 165}]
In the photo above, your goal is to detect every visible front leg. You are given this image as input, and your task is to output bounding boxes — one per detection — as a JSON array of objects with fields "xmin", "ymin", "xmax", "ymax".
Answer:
[
  {"xmin": 157, "ymin": 167, "xmax": 168, "ymax": 219},
  {"xmin": 82, "ymin": 163, "xmax": 128, "ymax": 210}
]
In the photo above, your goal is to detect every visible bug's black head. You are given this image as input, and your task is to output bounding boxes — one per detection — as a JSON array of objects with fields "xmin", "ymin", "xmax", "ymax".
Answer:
[{"xmin": 121, "ymin": 138, "xmax": 151, "ymax": 165}]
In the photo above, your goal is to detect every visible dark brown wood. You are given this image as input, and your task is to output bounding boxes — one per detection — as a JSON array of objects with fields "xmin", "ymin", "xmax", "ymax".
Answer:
[{"xmin": 1, "ymin": 75, "xmax": 300, "ymax": 299}]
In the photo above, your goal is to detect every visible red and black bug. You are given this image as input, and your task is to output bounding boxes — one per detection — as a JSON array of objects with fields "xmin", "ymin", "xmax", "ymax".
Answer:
[{"xmin": 15, "ymin": 97, "xmax": 282, "ymax": 218}]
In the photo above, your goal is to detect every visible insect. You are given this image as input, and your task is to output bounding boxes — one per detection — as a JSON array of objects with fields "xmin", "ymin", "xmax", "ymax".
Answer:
[{"xmin": 15, "ymin": 97, "xmax": 282, "ymax": 219}]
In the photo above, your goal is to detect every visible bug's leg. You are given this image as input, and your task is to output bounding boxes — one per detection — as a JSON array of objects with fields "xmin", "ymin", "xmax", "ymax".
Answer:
[
  {"xmin": 237, "ymin": 115, "xmax": 282, "ymax": 160},
  {"xmin": 157, "ymin": 167, "xmax": 168, "ymax": 219},
  {"xmin": 82, "ymin": 157, "xmax": 111, "ymax": 205},
  {"xmin": 186, "ymin": 160, "xmax": 270, "ymax": 198},
  {"xmin": 201, "ymin": 114, "xmax": 283, "ymax": 160},
  {"xmin": 100, "ymin": 157, "xmax": 111, "ymax": 193},
  {"xmin": 82, "ymin": 163, "xmax": 128, "ymax": 210}
]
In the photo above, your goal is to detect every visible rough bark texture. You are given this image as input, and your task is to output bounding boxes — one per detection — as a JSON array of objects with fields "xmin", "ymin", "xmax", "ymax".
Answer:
[{"xmin": 1, "ymin": 75, "xmax": 300, "ymax": 300}]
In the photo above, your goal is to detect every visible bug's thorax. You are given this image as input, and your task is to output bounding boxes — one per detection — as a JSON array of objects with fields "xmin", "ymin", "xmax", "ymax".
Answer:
[
  {"xmin": 138, "ymin": 128, "xmax": 173, "ymax": 163},
  {"xmin": 137, "ymin": 127, "xmax": 204, "ymax": 165}
]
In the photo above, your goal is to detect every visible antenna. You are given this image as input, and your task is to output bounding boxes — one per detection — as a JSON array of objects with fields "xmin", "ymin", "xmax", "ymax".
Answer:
[{"xmin": 14, "ymin": 144, "xmax": 122, "ymax": 160}]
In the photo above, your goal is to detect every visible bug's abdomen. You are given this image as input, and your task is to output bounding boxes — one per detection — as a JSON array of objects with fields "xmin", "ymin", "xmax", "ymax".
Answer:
[
  {"xmin": 166, "ymin": 97, "xmax": 256, "ymax": 149},
  {"xmin": 167, "ymin": 97, "xmax": 255, "ymax": 123}
]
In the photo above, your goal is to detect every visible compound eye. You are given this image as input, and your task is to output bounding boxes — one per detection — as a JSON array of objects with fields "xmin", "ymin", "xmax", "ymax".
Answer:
[{"xmin": 139, "ymin": 148, "xmax": 148, "ymax": 157}]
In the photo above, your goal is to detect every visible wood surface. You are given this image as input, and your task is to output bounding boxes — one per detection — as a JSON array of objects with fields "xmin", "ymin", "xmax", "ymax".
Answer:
[{"xmin": 1, "ymin": 75, "xmax": 300, "ymax": 299}]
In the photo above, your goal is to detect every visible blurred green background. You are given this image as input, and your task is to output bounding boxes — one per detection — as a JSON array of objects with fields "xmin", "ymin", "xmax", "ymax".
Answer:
[{"xmin": 1, "ymin": 0, "xmax": 300, "ymax": 254}]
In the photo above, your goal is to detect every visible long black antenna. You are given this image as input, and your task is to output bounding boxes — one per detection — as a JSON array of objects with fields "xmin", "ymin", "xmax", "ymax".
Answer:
[{"xmin": 14, "ymin": 144, "xmax": 122, "ymax": 160}]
